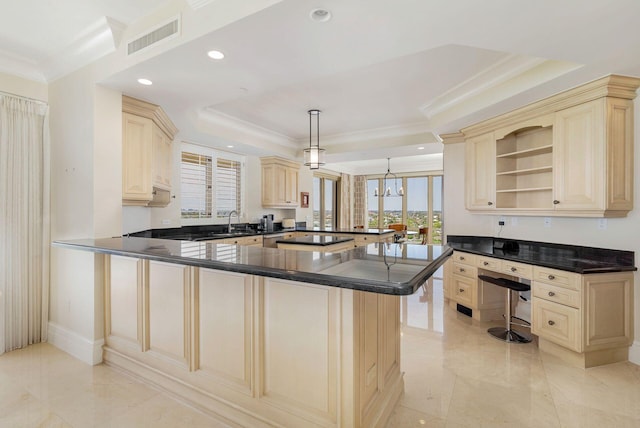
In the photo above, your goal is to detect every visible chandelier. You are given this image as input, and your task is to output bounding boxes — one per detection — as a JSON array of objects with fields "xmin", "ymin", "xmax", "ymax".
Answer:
[
  {"xmin": 373, "ymin": 158, "xmax": 404, "ymax": 197},
  {"xmin": 303, "ymin": 109, "xmax": 325, "ymax": 170}
]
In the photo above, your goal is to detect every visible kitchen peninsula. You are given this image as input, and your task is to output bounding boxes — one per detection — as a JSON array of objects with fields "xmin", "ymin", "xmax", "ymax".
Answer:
[{"xmin": 53, "ymin": 237, "xmax": 450, "ymax": 427}]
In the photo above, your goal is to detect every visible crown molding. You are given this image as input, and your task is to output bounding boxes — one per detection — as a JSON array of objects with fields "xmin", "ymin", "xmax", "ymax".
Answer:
[
  {"xmin": 123, "ymin": 95, "xmax": 179, "ymax": 138},
  {"xmin": 40, "ymin": 16, "xmax": 126, "ymax": 82},
  {"xmin": 0, "ymin": 48, "xmax": 46, "ymax": 82},
  {"xmin": 186, "ymin": 0, "xmax": 218, "ymax": 10},
  {"xmin": 301, "ymin": 121, "xmax": 434, "ymax": 147},
  {"xmin": 420, "ymin": 54, "xmax": 546, "ymax": 119},
  {"xmin": 420, "ymin": 53, "xmax": 582, "ymax": 130},
  {"xmin": 461, "ymin": 74, "xmax": 640, "ymax": 138},
  {"xmin": 198, "ymin": 108, "xmax": 298, "ymax": 149},
  {"xmin": 439, "ymin": 132, "xmax": 465, "ymax": 145}
]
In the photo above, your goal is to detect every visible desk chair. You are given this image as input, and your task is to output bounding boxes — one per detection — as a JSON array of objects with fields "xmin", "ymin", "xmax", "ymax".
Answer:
[{"xmin": 478, "ymin": 275, "xmax": 532, "ymax": 343}]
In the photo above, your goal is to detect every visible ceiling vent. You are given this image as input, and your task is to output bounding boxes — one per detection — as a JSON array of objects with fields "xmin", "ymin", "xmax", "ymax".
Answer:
[{"xmin": 127, "ymin": 16, "xmax": 181, "ymax": 56}]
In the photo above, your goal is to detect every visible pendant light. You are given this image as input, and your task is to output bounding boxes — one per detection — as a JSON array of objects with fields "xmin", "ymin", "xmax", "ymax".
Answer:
[
  {"xmin": 304, "ymin": 109, "xmax": 325, "ymax": 170},
  {"xmin": 374, "ymin": 158, "xmax": 404, "ymax": 197}
]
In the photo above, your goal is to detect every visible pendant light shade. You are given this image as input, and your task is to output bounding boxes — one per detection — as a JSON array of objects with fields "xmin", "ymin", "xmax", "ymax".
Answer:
[
  {"xmin": 374, "ymin": 158, "xmax": 404, "ymax": 197},
  {"xmin": 304, "ymin": 109, "xmax": 325, "ymax": 169}
]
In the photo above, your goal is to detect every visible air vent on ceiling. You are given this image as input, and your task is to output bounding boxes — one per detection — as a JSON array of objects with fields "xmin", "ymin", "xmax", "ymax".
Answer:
[{"xmin": 127, "ymin": 16, "xmax": 181, "ymax": 55}]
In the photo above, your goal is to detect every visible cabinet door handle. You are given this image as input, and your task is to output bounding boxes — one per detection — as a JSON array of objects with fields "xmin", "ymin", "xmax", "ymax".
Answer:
[
  {"xmin": 548, "ymin": 274, "xmax": 555, "ymax": 280},
  {"xmin": 459, "ymin": 288, "xmax": 465, "ymax": 293},
  {"xmin": 488, "ymin": 201, "xmax": 493, "ymax": 206},
  {"xmin": 548, "ymin": 320, "xmax": 555, "ymax": 326},
  {"xmin": 460, "ymin": 256, "xmax": 465, "ymax": 260},
  {"xmin": 510, "ymin": 267, "xmax": 517, "ymax": 272},
  {"xmin": 553, "ymin": 200, "xmax": 560, "ymax": 205},
  {"xmin": 548, "ymin": 291, "xmax": 555, "ymax": 297},
  {"xmin": 483, "ymin": 261, "xmax": 489, "ymax": 266}
]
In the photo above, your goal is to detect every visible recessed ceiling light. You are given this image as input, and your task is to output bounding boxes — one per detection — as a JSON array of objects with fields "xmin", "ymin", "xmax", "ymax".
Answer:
[
  {"xmin": 207, "ymin": 50, "xmax": 225, "ymax": 60},
  {"xmin": 309, "ymin": 8, "xmax": 331, "ymax": 22},
  {"xmin": 227, "ymin": 145, "xmax": 234, "ymax": 148},
  {"xmin": 137, "ymin": 78, "xmax": 153, "ymax": 86},
  {"xmin": 417, "ymin": 146, "xmax": 425, "ymax": 150}
]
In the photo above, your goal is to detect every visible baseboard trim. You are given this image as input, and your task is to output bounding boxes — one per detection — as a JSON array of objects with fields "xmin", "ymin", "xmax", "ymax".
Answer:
[
  {"xmin": 629, "ymin": 341, "xmax": 640, "ymax": 366},
  {"xmin": 47, "ymin": 322, "xmax": 104, "ymax": 365}
]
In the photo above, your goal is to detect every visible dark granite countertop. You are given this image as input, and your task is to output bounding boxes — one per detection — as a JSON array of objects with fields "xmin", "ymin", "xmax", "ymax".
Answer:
[
  {"xmin": 447, "ymin": 235, "xmax": 635, "ymax": 274},
  {"xmin": 276, "ymin": 234, "xmax": 354, "ymax": 246},
  {"xmin": 296, "ymin": 227, "xmax": 395, "ymax": 235},
  {"xmin": 53, "ymin": 238, "xmax": 452, "ymax": 295}
]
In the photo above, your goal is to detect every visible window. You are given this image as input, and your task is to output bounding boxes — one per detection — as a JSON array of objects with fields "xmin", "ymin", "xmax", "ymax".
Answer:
[
  {"xmin": 181, "ymin": 143, "xmax": 244, "ymax": 223},
  {"xmin": 216, "ymin": 158, "xmax": 242, "ymax": 218},
  {"xmin": 313, "ymin": 174, "xmax": 339, "ymax": 228},
  {"xmin": 181, "ymin": 152, "xmax": 212, "ymax": 218},
  {"xmin": 367, "ymin": 173, "xmax": 443, "ymax": 244}
]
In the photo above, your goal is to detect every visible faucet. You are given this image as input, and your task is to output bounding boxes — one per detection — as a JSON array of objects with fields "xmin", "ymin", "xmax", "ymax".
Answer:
[{"xmin": 227, "ymin": 210, "xmax": 238, "ymax": 233}]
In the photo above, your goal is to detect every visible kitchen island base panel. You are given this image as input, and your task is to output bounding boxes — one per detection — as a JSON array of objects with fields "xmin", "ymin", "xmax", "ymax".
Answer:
[
  {"xmin": 104, "ymin": 255, "xmax": 403, "ymax": 427},
  {"xmin": 538, "ymin": 338, "xmax": 629, "ymax": 368}
]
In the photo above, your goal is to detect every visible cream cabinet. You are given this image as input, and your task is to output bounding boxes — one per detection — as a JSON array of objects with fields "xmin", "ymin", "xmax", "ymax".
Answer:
[
  {"xmin": 458, "ymin": 75, "xmax": 640, "ymax": 217},
  {"xmin": 122, "ymin": 95, "xmax": 178, "ymax": 206},
  {"xmin": 446, "ymin": 252, "xmax": 504, "ymax": 321},
  {"xmin": 444, "ymin": 250, "xmax": 635, "ymax": 367},
  {"xmin": 260, "ymin": 157, "xmax": 300, "ymax": 208},
  {"xmin": 465, "ymin": 132, "xmax": 496, "ymax": 210},
  {"xmin": 531, "ymin": 266, "xmax": 633, "ymax": 367},
  {"xmin": 552, "ymin": 97, "xmax": 633, "ymax": 216}
]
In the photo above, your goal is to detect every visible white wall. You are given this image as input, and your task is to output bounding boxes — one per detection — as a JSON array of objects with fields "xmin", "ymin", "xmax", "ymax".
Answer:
[
  {"xmin": 0, "ymin": 72, "xmax": 47, "ymax": 102},
  {"xmin": 442, "ymin": 94, "xmax": 640, "ymax": 365},
  {"xmin": 48, "ymin": 65, "xmax": 122, "ymax": 364}
]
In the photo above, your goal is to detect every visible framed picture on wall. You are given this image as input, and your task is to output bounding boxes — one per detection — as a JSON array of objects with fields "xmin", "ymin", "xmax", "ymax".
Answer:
[{"xmin": 301, "ymin": 192, "xmax": 309, "ymax": 208}]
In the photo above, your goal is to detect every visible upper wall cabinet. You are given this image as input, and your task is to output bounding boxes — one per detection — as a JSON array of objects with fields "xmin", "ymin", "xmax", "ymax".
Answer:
[
  {"xmin": 122, "ymin": 96, "xmax": 178, "ymax": 207},
  {"xmin": 454, "ymin": 75, "xmax": 640, "ymax": 217},
  {"xmin": 260, "ymin": 156, "xmax": 300, "ymax": 208}
]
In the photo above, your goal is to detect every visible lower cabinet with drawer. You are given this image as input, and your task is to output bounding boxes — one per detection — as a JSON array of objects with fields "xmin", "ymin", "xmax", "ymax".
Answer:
[
  {"xmin": 531, "ymin": 267, "xmax": 634, "ymax": 368},
  {"xmin": 447, "ymin": 251, "xmax": 505, "ymax": 321},
  {"xmin": 444, "ymin": 251, "xmax": 634, "ymax": 367}
]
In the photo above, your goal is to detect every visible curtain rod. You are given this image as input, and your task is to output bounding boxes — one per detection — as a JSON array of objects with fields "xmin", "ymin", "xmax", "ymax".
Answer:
[{"xmin": 0, "ymin": 89, "xmax": 48, "ymax": 105}]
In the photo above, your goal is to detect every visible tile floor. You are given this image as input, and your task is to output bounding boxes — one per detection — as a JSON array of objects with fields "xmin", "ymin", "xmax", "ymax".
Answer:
[{"xmin": 1, "ymin": 276, "xmax": 639, "ymax": 427}]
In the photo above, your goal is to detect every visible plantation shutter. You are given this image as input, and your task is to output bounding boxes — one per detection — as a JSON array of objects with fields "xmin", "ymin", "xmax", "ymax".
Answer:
[
  {"xmin": 216, "ymin": 158, "xmax": 242, "ymax": 217},
  {"xmin": 181, "ymin": 152, "xmax": 212, "ymax": 218}
]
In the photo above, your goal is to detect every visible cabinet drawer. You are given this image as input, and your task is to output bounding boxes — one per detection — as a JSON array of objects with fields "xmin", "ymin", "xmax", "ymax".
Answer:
[
  {"xmin": 533, "ymin": 266, "xmax": 580, "ymax": 291},
  {"xmin": 244, "ymin": 236, "xmax": 263, "ymax": 246},
  {"xmin": 501, "ymin": 260, "xmax": 533, "ymax": 279},
  {"xmin": 452, "ymin": 262, "xmax": 477, "ymax": 279},
  {"xmin": 452, "ymin": 275, "xmax": 475, "ymax": 307},
  {"xmin": 533, "ymin": 282, "xmax": 581, "ymax": 309},
  {"xmin": 477, "ymin": 256, "xmax": 501, "ymax": 271},
  {"xmin": 453, "ymin": 252, "xmax": 476, "ymax": 265},
  {"xmin": 532, "ymin": 297, "xmax": 581, "ymax": 352}
]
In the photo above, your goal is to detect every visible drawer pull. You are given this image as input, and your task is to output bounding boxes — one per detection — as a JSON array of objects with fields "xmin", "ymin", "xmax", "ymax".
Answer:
[
  {"xmin": 548, "ymin": 274, "xmax": 555, "ymax": 280},
  {"xmin": 488, "ymin": 201, "xmax": 493, "ymax": 206},
  {"xmin": 460, "ymin": 256, "xmax": 465, "ymax": 261},
  {"xmin": 510, "ymin": 267, "xmax": 517, "ymax": 272},
  {"xmin": 459, "ymin": 288, "xmax": 464, "ymax": 293},
  {"xmin": 548, "ymin": 291, "xmax": 555, "ymax": 297},
  {"xmin": 548, "ymin": 320, "xmax": 555, "ymax": 326},
  {"xmin": 483, "ymin": 261, "xmax": 489, "ymax": 266},
  {"xmin": 459, "ymin": 268, "xmax": 465, "ymax": 273}
]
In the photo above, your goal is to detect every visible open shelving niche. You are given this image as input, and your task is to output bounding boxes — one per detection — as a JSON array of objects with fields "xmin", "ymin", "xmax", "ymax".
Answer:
[{"xmin": 495, "ymin": 125, "xmax": 553, "ymax": 210}]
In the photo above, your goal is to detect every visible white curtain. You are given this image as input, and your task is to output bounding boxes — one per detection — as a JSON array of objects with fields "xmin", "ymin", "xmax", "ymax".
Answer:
[{"xmin": 0, "ymin": 93, "xmax": 49, "ymax": 354}]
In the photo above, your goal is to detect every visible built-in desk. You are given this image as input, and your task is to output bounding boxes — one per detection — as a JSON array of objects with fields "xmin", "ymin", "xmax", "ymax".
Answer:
[{"xmin": 445, "ymin": 236, "xmax": 635, "ymax": 368}]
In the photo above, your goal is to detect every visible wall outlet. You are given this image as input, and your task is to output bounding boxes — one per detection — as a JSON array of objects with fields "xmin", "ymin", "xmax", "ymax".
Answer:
[
  {"xmin": 597, "ymin": 218, "xmax": 607, "ymax": 230},
  {"xmin": 498, "ymin": 216, "xmax": 506, "ymax": 226},
  {"xmin": 543, "ymin": 217, "xmax": 552, "ymax": 228},
  {"xmin": 162, "ymin": 219, "xmax": 171, "ymax": 225}
]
